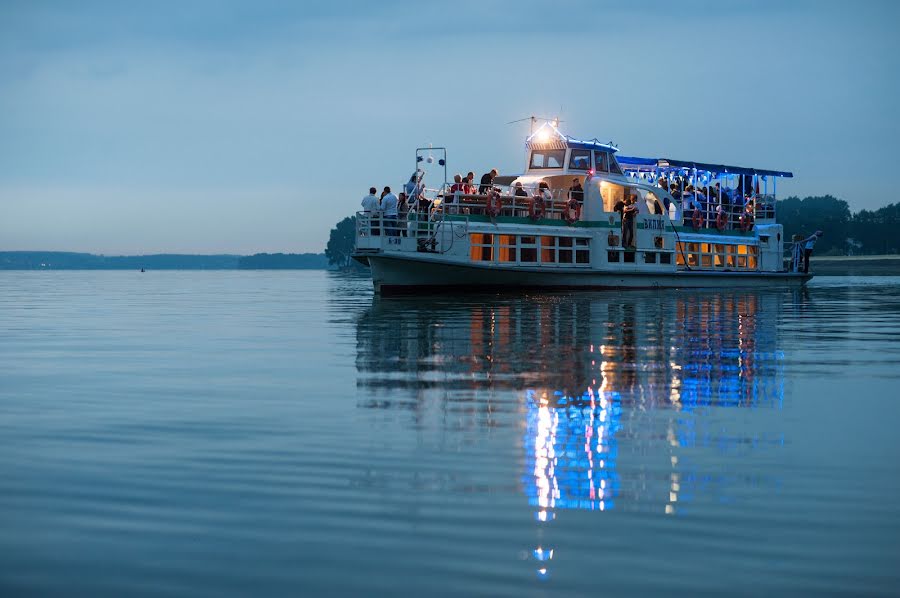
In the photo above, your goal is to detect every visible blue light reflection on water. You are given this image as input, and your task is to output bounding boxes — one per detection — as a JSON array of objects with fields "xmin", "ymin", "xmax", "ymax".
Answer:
[{"xmin": 519, "ymin": 291, "xmax": 788, "ymax": 578}]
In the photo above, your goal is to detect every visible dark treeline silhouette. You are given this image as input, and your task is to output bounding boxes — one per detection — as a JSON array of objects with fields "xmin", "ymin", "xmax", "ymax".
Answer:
[
  {"xmin": 0, "ymin": 252, "xmax": 241, "ymax": 270},
  {"xmin": 325, "ymin": 216, "xmax": 364, "ymax": 270},
  {"xmin": 237, "ymin": 253, "xmax": 329, "ymax": 269},
  {"xmin": 1, "ymin": 252, "xmax": 330, "ymax": 270},
  {"xmin": 777, "ymin": 196, "xmax": 899, "ymax": 255}
]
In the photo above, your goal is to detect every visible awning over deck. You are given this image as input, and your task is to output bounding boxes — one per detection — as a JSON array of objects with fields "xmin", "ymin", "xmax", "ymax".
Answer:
[{"xmin": 617, "ymin": 156, "xmax": 793, "ymax": 178}]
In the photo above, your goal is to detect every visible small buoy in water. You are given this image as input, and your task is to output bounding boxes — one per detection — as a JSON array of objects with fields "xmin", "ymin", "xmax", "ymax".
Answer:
[{"xmin": 140, "ymin": 268, "xmax": 145, "ymax": 272}]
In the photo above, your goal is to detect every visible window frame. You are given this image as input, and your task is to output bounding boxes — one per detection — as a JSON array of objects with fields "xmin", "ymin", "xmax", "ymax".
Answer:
[{"xmin": 530, "ymin": 149, "xmax": 567, "ymax": 170}]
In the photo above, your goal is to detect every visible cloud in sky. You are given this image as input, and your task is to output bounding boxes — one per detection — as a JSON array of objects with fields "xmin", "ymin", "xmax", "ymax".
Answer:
[{"xmin": 1, "ymin": 0, "xmax": 898, "ymax": 254}]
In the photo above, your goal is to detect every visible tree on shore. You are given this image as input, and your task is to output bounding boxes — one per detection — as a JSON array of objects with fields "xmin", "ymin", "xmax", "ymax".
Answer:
[
  {"xmin": 325, "ymin": 216, "xmax": 358, "ymax": 269},
  {"xmin": 776, "ymin": 196, "xmax": 899, "ymax": 255}
]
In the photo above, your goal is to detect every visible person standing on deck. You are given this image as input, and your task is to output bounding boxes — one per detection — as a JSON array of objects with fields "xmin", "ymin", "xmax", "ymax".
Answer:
[
  {"xmin": 568, "ymin": 178, "xmax": 584, "ymax": 202},
  {"xmin": 381, "ymin": 186, "xmax": 400, "ymax": 237},
  {"xmin": 801, "ymin": 231, "xmax": 823, "ymax": 273},
  {"xmin": 622, "ymin": 196, "xmax": 638, "ymax": 248},
  {"xmin": 479, "ymin": 169, "xmax": 498, "ymax": 194},
  {"xmin": 361, "ymin": 187, "xmax": 379, "ymax": 212},
  {"xmin": 361, "ymin": 186, "xmax": 381, "ymax": 236}
]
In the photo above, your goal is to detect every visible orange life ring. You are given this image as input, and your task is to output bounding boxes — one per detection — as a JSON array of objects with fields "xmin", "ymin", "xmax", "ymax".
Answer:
[
  {"xmin": 716, "ymin": 211, "xmax": 728, "ymax": 231},
  {"xmin": 486, "ymin": 191, "xmax": 502, "ymax": 218},
  {"xmin": 564, "ymin": 198, "xmax": 581, "ymax": 224},
  {"xmin": 740, "ymin": 212, "xmax": 754, "ymax": 232},
  {"xmin": 529, "ymin": 196, "xmax": 546, "ymax": 221},
  {"xmin": 692, "ymin": 209, "xmax": 704, "ymax": 230}
]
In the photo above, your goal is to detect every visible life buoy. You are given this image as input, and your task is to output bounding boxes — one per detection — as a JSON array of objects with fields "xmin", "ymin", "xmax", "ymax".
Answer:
[
  {"xmin": 486, "ymin": 191, "xmax": 502, "ymax": 218},
  {"xmin": 716, "ymin": 211, "xmax": 728, "ymax": 231},
  {"xmin": 529, "ymin": 196, "xmax": 546, "ymax": 221},
  {"xmin": 692, "ymin": 209, "xmax": 704, "ymax": 230},
  {"xmin": 564, "ymin": 198, "xmax": 581, "ymax": 224},
  {"xmin": 740, "ymin": 212, "xmax": 754, "ymax": 232}
]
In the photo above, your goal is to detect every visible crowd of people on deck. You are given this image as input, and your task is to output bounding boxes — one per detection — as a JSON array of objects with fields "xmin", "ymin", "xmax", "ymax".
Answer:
[{"xmin": 655, "ymin": 174, "xmax": 773, "ymax": 229}]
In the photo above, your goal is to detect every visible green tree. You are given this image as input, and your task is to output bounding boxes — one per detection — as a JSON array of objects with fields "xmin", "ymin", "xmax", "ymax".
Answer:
[
  {"xmin": 776, "ymin": 195, "xmax": 851, "ymax": 255},
  {"xmin": 325, "ymin": 216, "xmax": 358, "ymax": 268},
  {"xmin": 850, "ymin": 202, "xmax": 899, "ymax": 255}
]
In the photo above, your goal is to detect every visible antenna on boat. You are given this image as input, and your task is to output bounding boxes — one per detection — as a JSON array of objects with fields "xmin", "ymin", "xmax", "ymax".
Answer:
[{"xmin": 507, "ymin": 115, "xmax": 563, "ymax": 135}]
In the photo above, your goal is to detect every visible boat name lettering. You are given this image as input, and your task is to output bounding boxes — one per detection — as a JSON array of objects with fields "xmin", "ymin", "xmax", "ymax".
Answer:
[{"xmin": 645, "ymin": 218, "xmax": 665, "ymax": 231}]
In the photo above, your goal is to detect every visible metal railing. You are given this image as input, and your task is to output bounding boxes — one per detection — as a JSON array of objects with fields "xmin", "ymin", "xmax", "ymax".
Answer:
[
  {"xmin": 355, "ymin": 209, "xmax": 469, "ymax": 254},
  {"xmin": 679, "ymin": 194, "xmax": 777, "ymax": 231}
]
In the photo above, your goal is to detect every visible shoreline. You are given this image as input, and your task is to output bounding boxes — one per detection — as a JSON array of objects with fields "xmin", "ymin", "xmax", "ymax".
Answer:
[{"xmin": 810, "ymin": 255, "xmax": 900, "ymax": 276}]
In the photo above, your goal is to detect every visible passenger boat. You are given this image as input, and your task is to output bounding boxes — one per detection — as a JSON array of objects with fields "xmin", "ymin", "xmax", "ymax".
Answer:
[{"xmin": 353, "ymin": 122, "xmax": 809, "ymax": 294}]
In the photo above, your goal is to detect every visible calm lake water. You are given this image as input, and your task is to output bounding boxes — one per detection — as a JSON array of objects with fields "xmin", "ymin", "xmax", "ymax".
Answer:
[{"xmin": 1, "ymin": 271, "xmax": 899, "ymax": 596}]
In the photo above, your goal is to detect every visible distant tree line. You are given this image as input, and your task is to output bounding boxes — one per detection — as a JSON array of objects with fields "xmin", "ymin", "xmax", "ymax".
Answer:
[
  {"xmin": 0, "ymin": 252, "xmax": 331, "ymax": 270},
  {"xmin": 777, "ymin": 196, "xmax": 899, "ymax": 255},
  {"xmin": 0, "ymin": 252, "xmax": 241, "ymax": 270}
]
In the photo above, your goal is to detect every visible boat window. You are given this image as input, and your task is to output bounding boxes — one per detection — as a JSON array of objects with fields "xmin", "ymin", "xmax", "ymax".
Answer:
[
  {"xmin": 623, "ymin": 251, "xmax": 636, "ymax": 263},
  {"xmin": 540, "ymin": 236, "xmax": 556, "ymax": 263},
  {"xmin": 469, "ymin": 233, "xmax": 493, "ymax": 262},
  {"xmin": 644, "ymin": 252, "xmax": 657, "ymax": 264},
  {"xmin": 519, "ymin": 236, "xmax": 538, "ymax": 263},
  {"xmin": 660, "ymin": 253, "xmax": 672, "ymax": 264},
  {"xmin": 594, "ymin": 151, "xmax": 609, "ymax": 173},
  {"xmin": 498, "ymin": 235, "xmax": 517, "ymax": 262},
  {"xmin": 569, "ymin": 150, "xmax": 591, "ymax": 171},
  {"xmin": 608, "ymin": 251, "xmax": 620, "ymax": 263},
  {"xmin": 608, "ymin": 155, "xmax": 623, "ymax": 175},
  {"xmin": 530, "ymin": 150, "xmax": 566, "ymax": 169}
]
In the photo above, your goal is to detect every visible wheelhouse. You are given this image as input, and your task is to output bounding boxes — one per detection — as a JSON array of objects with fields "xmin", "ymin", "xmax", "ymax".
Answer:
[{"xmin": 524, "ymin": 122, "xmax": 624, "ymax": 177}]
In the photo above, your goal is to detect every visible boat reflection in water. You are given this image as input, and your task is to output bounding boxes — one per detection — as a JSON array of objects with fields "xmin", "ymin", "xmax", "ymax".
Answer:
[{"xmin": 354, "ymin": 288, "xmax": 790, "ymax": 579}]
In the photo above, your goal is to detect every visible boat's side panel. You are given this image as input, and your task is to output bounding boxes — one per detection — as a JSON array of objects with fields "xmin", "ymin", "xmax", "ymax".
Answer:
[{"xmin": 369, "ymin": 254, "xmax": 811, "ymax": 294}]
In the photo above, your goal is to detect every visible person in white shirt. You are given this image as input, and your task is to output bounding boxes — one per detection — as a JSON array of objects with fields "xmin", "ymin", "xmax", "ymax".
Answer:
[
  {"xmin": 361, "ymin": 187, "xmax": 380, "ymax": 236},
  {"xmin": 380, "ymin": 186, "xmax": 400, "ymax": 236},
  {"xmin": 801, "ymin": 231, "xmax": 823, "ymax": 273},
  {"xmin": 361, "ymin": 187, "xmax": 379, "ymax": 212}
]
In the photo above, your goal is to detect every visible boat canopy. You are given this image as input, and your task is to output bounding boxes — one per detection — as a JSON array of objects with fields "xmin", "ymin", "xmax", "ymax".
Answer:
[{"xmin": 617, "ymin": 155, "xmax": 792, "ymax": 178}]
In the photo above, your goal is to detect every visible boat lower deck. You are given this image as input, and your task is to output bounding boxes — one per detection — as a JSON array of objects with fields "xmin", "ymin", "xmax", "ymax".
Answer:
[{"xmin": 365, "ymin": 252, "xmax": 811, "ymax": 294}]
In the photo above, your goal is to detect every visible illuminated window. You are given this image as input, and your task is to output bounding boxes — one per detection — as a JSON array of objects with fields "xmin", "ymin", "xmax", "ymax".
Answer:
[
  {"xmin": 498, "ymin": 235, "xmax": 517, "ymax": 262},
  {"xmin": 541, "ymin": 236, "xmax": 556, "ymax": 263},
  {"xmin": 701, "ymin": 255, "xmax": 713, "ymax": 267},
  {"xmin": 594, "ymin": 151, "xmax": 609, "ymax": 173},
  {"xmin": 469, "ymin": 233, "xmax": 493, "ymax": 262}
]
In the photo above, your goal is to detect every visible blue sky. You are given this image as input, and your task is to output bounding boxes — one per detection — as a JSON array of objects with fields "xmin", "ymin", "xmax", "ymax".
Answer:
[{"xmin": 1, "ymin": 0, "xmax": 898, "ymax": 254}]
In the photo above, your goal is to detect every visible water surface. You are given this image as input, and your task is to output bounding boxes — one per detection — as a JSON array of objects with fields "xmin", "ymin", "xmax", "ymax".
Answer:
[{"xmin": 1, "ymin": 271, "xmax": 899, "ymax": 596}]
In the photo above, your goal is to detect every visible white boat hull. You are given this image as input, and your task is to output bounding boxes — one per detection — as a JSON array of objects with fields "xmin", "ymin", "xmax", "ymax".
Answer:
[{"xmin": 367, "ymin": 253, "xmax": 812, "ymax": 294}]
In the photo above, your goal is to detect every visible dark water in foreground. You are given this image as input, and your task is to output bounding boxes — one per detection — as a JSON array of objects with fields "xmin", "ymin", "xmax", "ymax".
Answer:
[{"xmin": 1, "ymin": 271, "xmax": 899, "ymax": 596}]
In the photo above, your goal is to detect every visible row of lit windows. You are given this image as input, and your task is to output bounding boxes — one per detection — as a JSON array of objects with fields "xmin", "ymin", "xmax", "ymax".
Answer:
[
  {"xmin": 675, "ymin": 242, "xmax": 759, "ymax": 269},
  {"xmin": 470, "ymin": 234, "xmax": 590, "ymax": 265}
]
